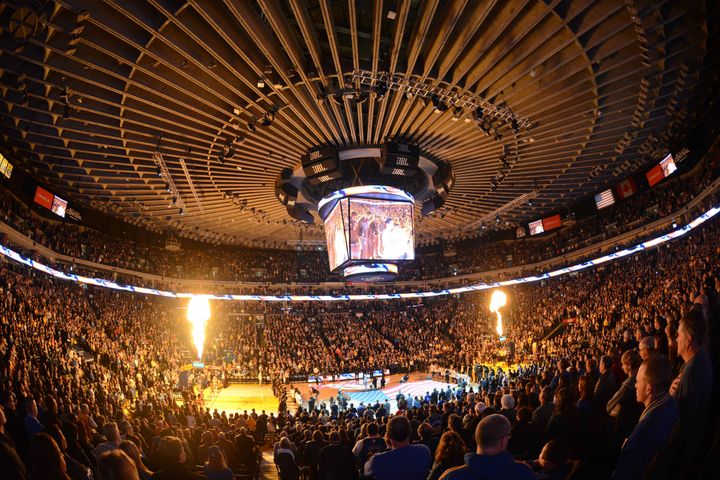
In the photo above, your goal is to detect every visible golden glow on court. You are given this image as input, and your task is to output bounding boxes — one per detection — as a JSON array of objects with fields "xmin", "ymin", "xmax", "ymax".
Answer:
[
  {"xmin": 187, "ymin": 296, "xmax": 211, "ymax": 359},
  {"xmin": 489, "ymin": 290, "xmax": 507, "ymax": 336}
]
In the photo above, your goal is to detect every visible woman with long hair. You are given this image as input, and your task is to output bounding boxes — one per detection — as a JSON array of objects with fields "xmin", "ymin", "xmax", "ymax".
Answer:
[
  {"xmin": 576, "ymin": 374, "xmax": 595, "ymax": 435},
  {"xmin": 29, "ymin": 432, "xmax": 70, "ymax": 480},
  {"xmin": 119, "ymin": 440, "xmax": 153, "ymax": 480},
  {"xmin": 427, "ymin": 431, "xmax": 466, "ymax": 480},
  {"xmin": 97, "ymin": 450, "xmax": 139, "ymax": 480},
  {"xmin": 204, "ymin": 445, "xmax": 233, "ymax": 480},
  {"xmin": 544, "ymin": 387, "xmax": 579, "ymax": 456}
]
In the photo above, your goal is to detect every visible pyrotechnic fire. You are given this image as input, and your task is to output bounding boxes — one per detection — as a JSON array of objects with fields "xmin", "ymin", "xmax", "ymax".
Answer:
[
  {"xmin": 489, "ymin": 290, "xmax": 507, "ymax": 336},
  {"xmin": 187, "ymin": 296, "xmax": 211, "ymax": 359}
]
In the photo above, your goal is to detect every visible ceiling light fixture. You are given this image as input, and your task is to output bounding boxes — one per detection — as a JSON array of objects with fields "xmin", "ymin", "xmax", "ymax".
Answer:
[
  {"xmin": 451, "ymin": 106, "xmax": 463, "ymax": 121},
  {"xmin": 431, "ymin": 94, "xmax": 447, "ymax": 113},
  {"xmin": 373, "ymin": 81, "xmax": 388, "ymax": 99}
]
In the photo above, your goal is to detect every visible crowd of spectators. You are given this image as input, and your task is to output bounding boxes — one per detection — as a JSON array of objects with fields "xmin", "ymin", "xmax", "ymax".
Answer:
[
  {"xmin": 0, "ymin": 144, "xmax": 719, "ymax": 479},
  {"xmin": 0, "ymin": 175, "xmax": 719, "ymax": 478},
  {"xmin": 1, "ymin": 144, "xmax": 718, "ymax": 286}
]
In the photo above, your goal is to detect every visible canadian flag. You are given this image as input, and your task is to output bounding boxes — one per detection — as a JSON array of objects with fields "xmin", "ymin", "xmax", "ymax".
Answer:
[{"xmin": 616, "ymin": 177, "xmax": 637, "ymax": 199}]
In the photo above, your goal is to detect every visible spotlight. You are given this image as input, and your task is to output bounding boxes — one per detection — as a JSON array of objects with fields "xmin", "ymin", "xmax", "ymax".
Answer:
[
  {"xmin": 164, "ymin": 182, "xmax": 170, "ymax": 192},
  {"xmin": 257, "ymin": 77, "xmax": 265, "ymax": 88},
  {"xmin": 218, "ymin": 155, "xmax": 225, "ymax": 164},
  {"xmin": 496, "ymin": 215, "xmax": 501, "ymax": 223},
  {"xmin": 373, "ymin": 81, "xmax": 388, "ymax": 98},
  {"xmin": 511, "ymin": 119, "xmax": 520, "ymax": 133},
  {"xmin": 179, "ymin": 208, "xmax": 184, "ymax": 215},
  {"xmin": 527, "ymin": 199, "xmax": 533, "ymax": 206},
  {"xmin": 247, "ymin": 122, "xmax": 256, "ymax": 132},
  {"xmin": 261, "ymin": 114, "xmax": 272, "ymax": 127},
  {"xmin": 62, "ymin": 103, "xmax": 70, "ymax": 119},
  {"xmin": 431, "ymin": 95, "xmax": 448, "ymax": 113},
  {"xmin": 451, "ymin": 106, "xmax": 464, "ymax": 121},
  {"xmin": 473, "ymin": 107, "xmax": 484, "ymax": 119},
  {"xmin": 156, "ymin": 166, "xmax": 162, "ymax": 176}
]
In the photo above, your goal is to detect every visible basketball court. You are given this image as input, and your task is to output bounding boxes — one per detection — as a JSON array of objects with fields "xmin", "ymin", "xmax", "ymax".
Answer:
[{"xmin": 203, "ymin": 383, "xmax": 279, "ymax": 415}]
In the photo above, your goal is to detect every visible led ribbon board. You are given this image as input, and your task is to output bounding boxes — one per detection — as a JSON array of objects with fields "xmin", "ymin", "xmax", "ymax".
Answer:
[{"xmin": 0, "ymin": 206, "xmax": 718, "ymax": 301}]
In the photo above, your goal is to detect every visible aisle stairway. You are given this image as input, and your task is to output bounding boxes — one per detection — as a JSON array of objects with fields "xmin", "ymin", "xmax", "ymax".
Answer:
[{"xmin": 259, "ymin": 450, "xmax": 279, "ymax": 480}]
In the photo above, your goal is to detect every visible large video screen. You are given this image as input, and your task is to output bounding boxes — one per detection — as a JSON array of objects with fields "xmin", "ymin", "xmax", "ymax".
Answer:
[
  {"xmin": 528, "ymin": 219, "xmax": 544, "ymax": 235},
  {"xmin": 646, "ymin": 154, "xmax": 677, "ymax": 187},
  {"xmin": 34, "ymin": 186, "xmax": 69, "ymax": 219},
  {"xmin": 324, "ymin": 199, "xmax": 349, "ymax": 271},
  {"xmin": 349, "ymin": 198, "xmax": 414, "ymax": 261},
  {"xmin": 51, "ymin": 196, "xmax": 67, "ymax": 218},
  {"xmin": 660, "ymin": 154, "xmax": 677, "ymax": 178}
]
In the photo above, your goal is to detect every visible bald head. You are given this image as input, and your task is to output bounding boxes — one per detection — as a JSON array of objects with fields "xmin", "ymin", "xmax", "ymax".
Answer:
[{"xmin": 475, "ymin": 414, "xmax": 511, "ymax": 454}]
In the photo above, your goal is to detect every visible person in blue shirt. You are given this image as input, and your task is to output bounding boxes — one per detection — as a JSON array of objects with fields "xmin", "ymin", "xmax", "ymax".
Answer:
[
  {"xmin": 23, "ymin": 398, "xmax": 43, "ymax": 437},
  {"xmin": 611, "ymin": 354, "xmax": 678, "ymax": 479},
  {"xmin": 440, "ymin": 414, "xmax": 534, "ymax": 480},
  {"xmin": 203, "ymin": 445, "xmax": 233, "ymax": 480},
  {"xmin": 364, "ymin": 415, "xmax": 431, "ymax": 480}
]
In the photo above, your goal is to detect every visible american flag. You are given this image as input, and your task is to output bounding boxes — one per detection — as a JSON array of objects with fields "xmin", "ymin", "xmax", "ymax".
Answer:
[{"xmin": 594, "ymin": 189, "xmax": 615, "ymax": 209}]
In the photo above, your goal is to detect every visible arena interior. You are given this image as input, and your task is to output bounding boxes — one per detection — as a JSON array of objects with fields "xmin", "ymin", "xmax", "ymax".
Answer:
[{"xmin": 1, "ymin": 1, "xmax": 720, "ymax": 479}]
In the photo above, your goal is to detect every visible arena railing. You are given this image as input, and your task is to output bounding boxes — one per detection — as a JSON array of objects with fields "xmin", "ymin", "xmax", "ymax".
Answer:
[{"xmin": 0, "ymin": 175, "xmax": 718, "ymax": 293}]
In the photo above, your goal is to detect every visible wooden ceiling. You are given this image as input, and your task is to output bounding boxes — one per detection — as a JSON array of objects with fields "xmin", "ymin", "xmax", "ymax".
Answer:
[{"xmin": 0, "ymin": 0, "xmax": 718, "ymax": 247}]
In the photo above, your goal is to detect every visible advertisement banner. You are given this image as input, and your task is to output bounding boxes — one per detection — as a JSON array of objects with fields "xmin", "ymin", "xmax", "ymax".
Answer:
[{"xmin": 34, "ymin": 186, "xmax": 54, "ymax": 210}]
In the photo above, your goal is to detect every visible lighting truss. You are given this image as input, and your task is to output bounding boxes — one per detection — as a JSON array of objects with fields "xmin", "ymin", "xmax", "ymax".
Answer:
[
  {"xmin": 352, "ymin": 70, "xmax": 533, "ymax": 130},
  {"xmin": 464, "ymin": 190, "xmax": 541, "ymax": 231},
  {"xmin": 178, "ymin": 157, "xmax": 203, "ymax": 214},
  {"xmin": 153, "ymin": 151, "xmax": 185, "ymax": 211}
]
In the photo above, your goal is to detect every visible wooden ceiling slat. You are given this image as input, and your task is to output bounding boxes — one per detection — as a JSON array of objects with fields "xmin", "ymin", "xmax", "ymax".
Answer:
[{"xmin": 0, "ymin": 0, "xmax": 715, "ymax": 244}]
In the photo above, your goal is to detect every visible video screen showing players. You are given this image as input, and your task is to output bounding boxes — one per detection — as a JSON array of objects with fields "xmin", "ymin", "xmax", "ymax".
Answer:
[
  {"xmin": 324, "ymin": 199, "xmax": 349, "ymax": 271},
  {"xmin": 348, "ymin": 198, "xmax": 414, "ymax": 262}
]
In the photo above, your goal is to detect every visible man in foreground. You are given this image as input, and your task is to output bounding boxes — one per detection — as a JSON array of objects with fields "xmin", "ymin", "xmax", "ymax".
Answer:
[
  {"xmin": 611, "ymin": 354, "xmax": 678, "ymax": 479},
  {"xmin": 364, "ymin": 415, "xmax": 431, "ymax": 480},
  {"xmin": 440, "ymin": 414, "xmax": 534, "ymax": 479}
]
